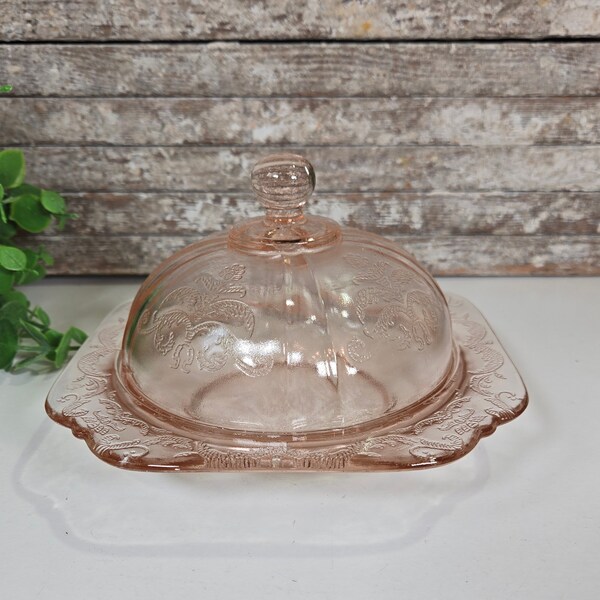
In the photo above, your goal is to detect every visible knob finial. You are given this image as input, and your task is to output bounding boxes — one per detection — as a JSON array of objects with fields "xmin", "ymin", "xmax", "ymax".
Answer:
[{"xmin": 251, "ymin": 153, "xmax": 315, "ymax": 216}]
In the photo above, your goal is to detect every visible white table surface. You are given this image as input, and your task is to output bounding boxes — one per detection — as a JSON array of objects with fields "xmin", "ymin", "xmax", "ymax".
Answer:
[{"xmin": 1, "ymin": 277, "xmax": 599, "ymax": 600}]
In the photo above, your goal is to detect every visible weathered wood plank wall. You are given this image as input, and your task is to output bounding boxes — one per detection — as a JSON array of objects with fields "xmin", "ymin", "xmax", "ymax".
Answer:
[
  {"xmin": 1, "ymin": 1, "xmax": 599, "ymax": 275},
  {"xmin": 4, "ymin": 1, "xmax": 599, "ymax": 40}
]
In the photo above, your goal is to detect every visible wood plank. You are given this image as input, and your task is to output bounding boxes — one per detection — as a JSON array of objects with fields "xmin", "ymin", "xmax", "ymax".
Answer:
[
  {"xmin": 3, "ymin": 43, "xmax": 600, "ymax": 97},
  {"xmin": 32, "ymin": 234, "xmax": 600, "ymax": 276},
  {"xmin": 18, "ymin": 145, "xmax": 600, "ymax": 192},
  {"xmin": 4, "ymin": 97, "xmax": 600, "ymax": 146},
  {"xmin": 50, "ymin": 191, "xmax": 600, "ymax": 236},
  {"xmin": 2, "ymin": 1, "xmax": 599, "ymax": 40}
]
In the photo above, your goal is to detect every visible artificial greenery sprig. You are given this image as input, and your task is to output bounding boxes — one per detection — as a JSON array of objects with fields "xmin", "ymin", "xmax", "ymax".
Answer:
[{"xmin": 0, "ymin": 91, "xmax": 87, "ymax": 371}]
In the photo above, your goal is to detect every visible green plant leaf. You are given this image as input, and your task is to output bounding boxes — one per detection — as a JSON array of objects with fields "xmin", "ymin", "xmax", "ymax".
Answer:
[
  {"xmin": 12, "ymin": 354, "xmax": 45, "ymax": 372},
  {"xmin": 38, "ymin": 247, "xmax": 54, "ymax": 266},
  {"xmin": 32, "ymin": 263, "xmax": 46, "ymax": 279},
  {"xmin": 0, "ymin": 149, "xmax": 26, "ymax": 189},
  {"xmin": 0, "ymin": 85, "xmax": 13, "ymax": 94},
  {"xmin": 54, "ymin": 326, "xmax": 87, "ymax": 367},
  {"xmin": 0, "ymin": 319, "xmax": 18, "ymax": 370},
  {"xmin": 33, "ymin": 306, "xmax": 50, "ymax": 327},
  {"xmin": 0, "ymin": 268, "xmax": 14, "ymax": 293},
  {"xmin": 0, "ymin": 145, "xmax": 87, "ymax": 374},
  {"xmin": 9, "ymin": 194, "xmax": 52, "ymax": 233},
  {"xmin": 0, "ymin": 289, "xmax": 29, "ymax": 308},
  {"xmin": 0, "ymin": 299, "xmax": 28, "ymax": 324},
  {"xmin": 44, "ymin": 329, "xmax": 63, "ymax": 346},
  {"xmin": 70, "ymin": 327, "xmax": 87, "ymax": 344},
  {"xmin": 22, "ymin": 248, "xmax": 39, "ymax": 269},
  {"xmin": 19, "ymin": 319, "xmax": 49, "ymax": 347},
  {"xmin": 56, "ymin": 213, "xmax": 76, "ymax": 230},
  {"xmin": 0, "ymin": 182, "xmax": 5, "ymax": 224},
  {"xmin": 54, "ymin": 329, "xmax": 72, "ymax": 367},
  {"xmin": 0, "ymin": 218, "xmax": 16, "ymax": 240},
  {"xmin": 15, "ymin": 268, "xmax": 40, "ymax": 286},
  {"xmin": 40, "ymin": 190, "xmax": 67, "ymax": 215},
  {"xmin": 0, "ymin": 245, "xmax": 27, "ymax": 271},
  {"xmin": 14, "ymin": 248, "xmax": 45, "ymax": 284},
  {"xmin": 23, "ymin": 262, "xmax": 47, "ymax": 285},
  {"xmin": 8, "ymin": 183, "xmax": 41, "ymax": 200}
]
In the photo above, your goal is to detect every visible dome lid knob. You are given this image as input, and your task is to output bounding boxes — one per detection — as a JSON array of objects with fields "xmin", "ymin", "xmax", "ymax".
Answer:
[
  {"xmin": 251, "ymin": 153, "xmax": 315, "ymax": 217},
  {"xmin": 229, "ymin": 152, "xmax": 339, "ymax": 252}
]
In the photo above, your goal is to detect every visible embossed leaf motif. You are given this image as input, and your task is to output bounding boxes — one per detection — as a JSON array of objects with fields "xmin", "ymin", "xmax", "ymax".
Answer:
[
  {"xmin": 152, "ymin": 311, "xmax": 191, "ymax": 355},
  {"xmin": 389, "ymin": 267, "xmax": 418, "ymax": 287},
  {"xmin": 352, "ymin": 261, "xmax": 389, "ymax": 283},
  {"xmin": 219, "ymin": 264, "xmax": 246, "ymax": 281},
  {"xmin": 203, "ymin": 300, "xmax": 254, "ymax": 334},
  {"xmin": 140, "ymin": 264, "xmax": 272, "ymax": 377},
  {"xmin": 371, "ymin": 305, "xmax": 413, "ymax": 350},
  {"xmin": 344, "ymin": 253, "xmax": 372, "ymax": 270},
  {"xmin": 343, "ymin": 254, "xmax": 441, "ymax": 360}
]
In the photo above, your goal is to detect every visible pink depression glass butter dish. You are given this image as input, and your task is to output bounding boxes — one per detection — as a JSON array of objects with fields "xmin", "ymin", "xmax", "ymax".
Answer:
[{"xmin": 46, "ymin": 153, "xmax": 527, "ymax": 471}]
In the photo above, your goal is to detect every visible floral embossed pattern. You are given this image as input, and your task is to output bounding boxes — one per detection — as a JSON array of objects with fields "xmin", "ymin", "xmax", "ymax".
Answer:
[
  {"xmin": 344, "ymin": 254, "xmax": 442, "ymax": 363},
  {"xmin": 138, "ymin": 264, "xmax": 273, "ymax": 377},
  {"xmin": 46, "ymin": 294, "xmax": 527, "ymax": 472}
]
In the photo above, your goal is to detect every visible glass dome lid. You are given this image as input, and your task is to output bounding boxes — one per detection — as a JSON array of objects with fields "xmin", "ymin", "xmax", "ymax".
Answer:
[{"xmin": 46, "ymin": 153, "xmax": 528, "ymax": 471}]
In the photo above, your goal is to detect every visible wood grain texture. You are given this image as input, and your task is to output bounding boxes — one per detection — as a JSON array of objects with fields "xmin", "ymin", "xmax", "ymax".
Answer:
[
  {"xmin": 53, "ymin": 191, "xmax": 600, "ymax": 236},
  {"xmin": 4, "ymin": 97, "xmax": 600, "ymax": 146},
  {"xmin": 2, "ymin": 4, "xmax": 599, "ymax": 276},
  {"xmin": 3, "ymin": 0, "xmax": 600, "ymax": 40},
  {"xmin": 32, "ymin": 234, "xmax": 600, "ymax": 276},
  {"xmin": 19, "ymin": 145, "xmax": 600, "ymax": 193},
  {"xmin": 3, "ymin": 43, "xmax": 600, "ymax": 97}
]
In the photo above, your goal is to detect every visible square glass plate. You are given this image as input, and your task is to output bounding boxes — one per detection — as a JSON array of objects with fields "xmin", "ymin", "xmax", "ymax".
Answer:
[{"xmin": 46, "ymin": 293, "xmax": 527, "ymax": 472}]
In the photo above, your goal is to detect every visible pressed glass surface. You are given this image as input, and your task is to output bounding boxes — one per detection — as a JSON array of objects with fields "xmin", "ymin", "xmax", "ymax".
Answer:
[
  {"xmin": 45, "ymin": 153, "xmax": 527, "ymax": 471},
  {"xmin": 120, "ymin": 228, "xmax": 455, "ymax": 439},
  {"xmin": 46, "ymin": 294, "xmax": 527, "ymax": 471}
]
